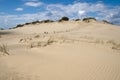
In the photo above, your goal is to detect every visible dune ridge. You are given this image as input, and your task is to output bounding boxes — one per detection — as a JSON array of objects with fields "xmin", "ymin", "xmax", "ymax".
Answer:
[{"xmin": 0, "ymin": 21, "xmax": 120, "ymax": 80}]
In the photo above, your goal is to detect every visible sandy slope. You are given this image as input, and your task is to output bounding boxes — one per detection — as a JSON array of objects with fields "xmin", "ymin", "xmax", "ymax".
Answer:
[{"xmin": 0, "ymin": 21, "xmax": 120, "ymax": 80}]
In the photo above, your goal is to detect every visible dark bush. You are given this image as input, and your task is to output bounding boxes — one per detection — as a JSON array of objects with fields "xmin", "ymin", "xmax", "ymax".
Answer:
[
  {"xmin": 83, "ymin": 17, "xmax": 96, "ymax": 23},
  {"xmin": 102, "ymin": 20, "xmax": 111, "ymax": 24},
  {"xmin": 83, "ymin": 17, "xmax": 96, "ymax": 21},
  {"xmin": 31, "ymin": 22, "xmax": 37, "ymax": 24},
  {"xmin": 11, "ymin": 24, "xmax": 24, "ymax": 29},
  {"xmin": 30, "ymin": 20, "xmax": 40, "ymax": 24},
  {"xmin": 25, "ymin": 23, "xmax": 31, "ymax": 25},
  {"xmin": 40, "ymin": 20, "xmax": 54, "ymax": 23},
  {"xmin": 16, "ymin": 24, "xmax": 24, "ymax": 28},
  {"xmin": 74, "ymin": 19, "xmax": 80, "ymax": 21},
  {"xmin": 59, "ymin": 16, "xmax": 69, "ymax": 22}
]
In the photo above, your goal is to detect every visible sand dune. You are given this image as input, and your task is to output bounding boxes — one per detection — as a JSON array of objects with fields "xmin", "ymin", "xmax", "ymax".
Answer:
[{"xmin": 0, "ymin": 21, "xmax": 120, "ymax": 80}]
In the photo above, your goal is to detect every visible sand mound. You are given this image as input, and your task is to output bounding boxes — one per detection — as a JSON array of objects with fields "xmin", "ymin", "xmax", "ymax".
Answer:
[{"xmin": 0, "ymin": 21, "xmax": 120, "ymax": 80}]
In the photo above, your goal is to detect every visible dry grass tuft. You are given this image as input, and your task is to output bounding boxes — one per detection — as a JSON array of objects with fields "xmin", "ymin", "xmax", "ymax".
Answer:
[
  {"xmin": 112, "ymin": 44, "xmax": 120, "ymax": 50},
  {"xmin": 106, "ymin": 40, "xmax": 120, "ymax": 50},
  {"xmin": 106, "ymin": 40, "xmax": 117, "ymax": 45},
  {"xmin": 34, "ymin": 35, "xmax": 40, "ymax": 38},
  {"xmin": 29, "ymin": 37, "xmax": 55, "ymax": 48},
  {"xmin": 0, "ymin": 44, "xmax": 9, "ymax": 55}
]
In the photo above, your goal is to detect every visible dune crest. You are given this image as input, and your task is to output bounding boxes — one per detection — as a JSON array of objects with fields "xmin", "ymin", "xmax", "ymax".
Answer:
[{"xmin": 0, "ymin": 21, "xmax": 120, "ymax": 80}]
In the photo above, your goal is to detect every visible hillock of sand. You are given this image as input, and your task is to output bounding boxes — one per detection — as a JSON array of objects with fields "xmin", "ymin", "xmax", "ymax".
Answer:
[{"xmin": 0, "ymin": 20, "xmax": 120, "ymax": 80}]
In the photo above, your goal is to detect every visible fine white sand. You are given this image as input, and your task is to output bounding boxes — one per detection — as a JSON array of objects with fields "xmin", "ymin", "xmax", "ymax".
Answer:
[{"xmin": 0, "ymin": 21, "xmax": 120, "ymax": 80}]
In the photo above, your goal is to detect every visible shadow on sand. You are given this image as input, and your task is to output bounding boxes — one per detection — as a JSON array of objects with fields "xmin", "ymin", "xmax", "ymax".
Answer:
[{"xmin": 0, "ymin": 30, "xmax": 14, "ymax": 35}]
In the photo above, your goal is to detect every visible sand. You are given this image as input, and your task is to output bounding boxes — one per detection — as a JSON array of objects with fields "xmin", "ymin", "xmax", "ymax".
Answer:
[{"xmin": 0, "ymin": 21, "xmax": 120, "ymax": 80}]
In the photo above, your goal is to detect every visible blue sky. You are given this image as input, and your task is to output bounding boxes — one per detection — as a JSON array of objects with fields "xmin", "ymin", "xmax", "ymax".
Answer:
[{"xmin": 0, "ymin": 0, "xmax": 120, "ymax": 29}]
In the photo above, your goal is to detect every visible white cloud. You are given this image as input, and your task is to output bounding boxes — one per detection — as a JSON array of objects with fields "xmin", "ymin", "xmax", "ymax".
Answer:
[
  {"xmin": 45, "ymin": 2, "xmax": 120, "ymax": 21},
  {"xmin": 22, "ymin": 0, "xmax": 38, "ymax": 1},
  {"xmin": 25, "ymin": 1, "xmax": 43, "ymax": 7},
  {"xmin": 15, "ymin": 8, "xmax": 23, "ymax": 11},
  {"xmin": 0, "ymin": 12, "xmax": 50, "ymax": 28},
  {"xmin": 78, "ymin": 10, "xmax": 85, "ymax": 15},
  {"xmin": 1, "ymin": 2, "xmax": 120, "ymax": 29}
]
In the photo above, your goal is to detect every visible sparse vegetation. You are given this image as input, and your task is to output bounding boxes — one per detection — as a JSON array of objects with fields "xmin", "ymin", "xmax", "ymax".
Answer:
[
  {"xmin": 112, "ymin": 44, "xmax": 120, "ymax": 50},
  {"xmin": 44, "ymin": 32, "xmax": 48, "ymax": 34},
  {"xmin": 0, "ymin": 44, "xmax": 9, "ymax": 55},
  {"xmin": 106, "ymin": 40, "xmax": 117, "ymax": 45},
  {"xmin": 29, "ymin": 37, "xmax": 55, "ymax": 48},
  {"xmin": 29, "ymin": 41, "xmax": 45, "ymax": 48},
  {"xmin": 31, "ymin": 20, "xmax": 40, "ymax": 24},
  {"xmin": 9, "ymin": 17, "xmax": 115, "ymax": 30},
  {"xmin": 83, "ymin": 17, "xmax": 96, "ymax": 22},
  {"xmin": 13, "ymin": 24, "xmax": 24, "ymax": 29},
  {"xmin": 47, "ymin": 37, "xmax": 55, "ymax": 45},
  {"xmin": 17, "ymin": 24, "xmax": 24, "ymax": 27},
  {"xmin": 19, "ymin": 38, "xmax": 32, "ymax": 43},
  {"xmin": 34, "ymin": 35, "xmax": 40, "ymax": 38},
  {"xmin": 74, "ymin": 19, "xmax": 80, "ymax": 21},
  {"xmin": 102, "ymin": 20, "xmax": 112, "ymax": 24},
  {"xmin": 59, "ymin": 16, "xmax": 69, "ymax": 22},
  {"xmin": 39, "ymin": 20, "xmax": 54, "ymax": 23},
  {"xmin": 31, "ymin": 22, "xmax": 37, "ymax": 24},
  {"xmin": 106, "ymin": 40, "xmax": 120, "ymax": 50},
  {"xmin": 25, "ymin": 22, "xmax": 31, "ymax": 25}
]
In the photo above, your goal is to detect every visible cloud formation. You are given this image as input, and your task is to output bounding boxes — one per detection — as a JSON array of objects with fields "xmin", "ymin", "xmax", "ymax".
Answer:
[
  {"xmin": 15, "ymin": 8, "xmax": 24, "ymax": 11},
  {"xmin": 24, "ymin": 1, "xmax": 43, "ymax": 7},
  {"xmin": 0, "ymin": 2, "xmax": 120, "ymax": 29},
  {"xmin": 23, "ymin": 0, "xmax": 39, "ymax": 1}
]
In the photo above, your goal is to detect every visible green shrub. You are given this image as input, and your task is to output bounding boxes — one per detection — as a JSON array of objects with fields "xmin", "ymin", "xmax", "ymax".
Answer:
[
  {"xmin": 31, "ymin": 22, "xmax": 38, "ymax": 24},
  {"xmin": 59, "ymin": 16, "xmax": 69, "ymax": 22},
  {"xmin": 83, "ymin": 17, "xmax": 96, "ymax": 22},
  {"xmin": 40, "ymin": 20, "xmax": 54, "ymax": 23},
  {"xmin": 74, "ymin": 19, "xmax": 80, "ymax": 21},
  {"xmin": 25, "ymin": 22, "xmax": 31, "ymax": 25},
  {"xmin": 13, "ymin": 24, "xmax": 24, "ymax": 29},
  {"xmin": 102, "ymin": 20, "xmax": 112, "ymax": 24}
]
